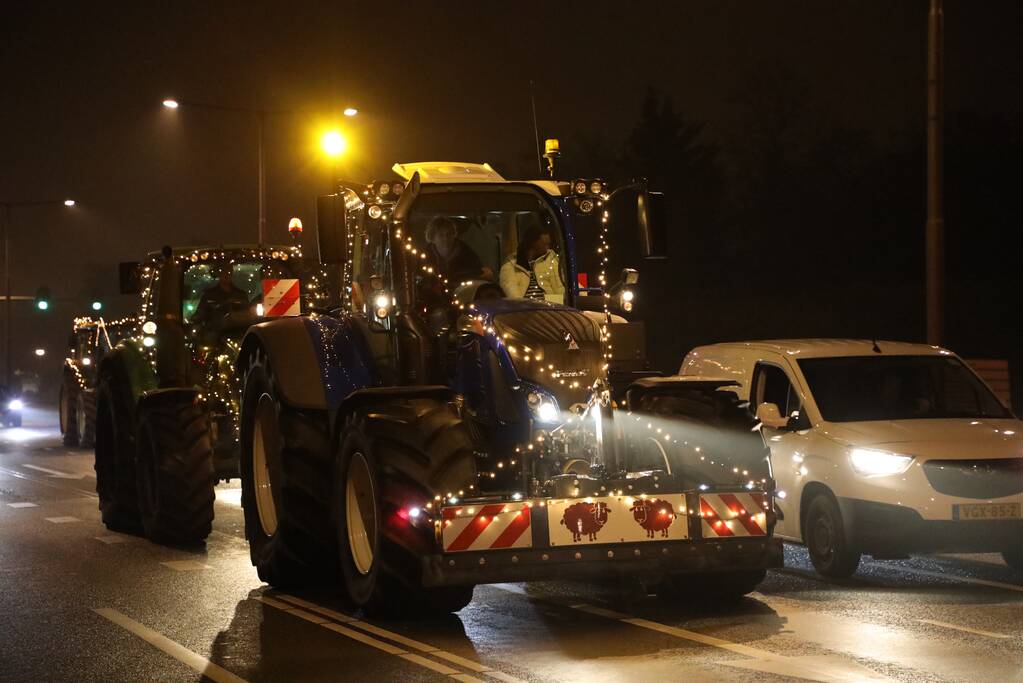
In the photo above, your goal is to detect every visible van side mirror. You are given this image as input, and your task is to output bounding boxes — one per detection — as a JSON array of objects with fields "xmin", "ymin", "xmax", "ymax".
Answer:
[
  {"xmin": 118, "ymin": 262, "xmax": 141, "ymax": 295},
  {"xmin": 756, "ymin": 402, "xmax": 790, "ymax": 429},
  {"xmin": 316, "ymin": 194, "xmax": 348, "ymax": 264},
  {"xmin": 637, "ymin": 190, "xmax": 666, "ymax": 259}
]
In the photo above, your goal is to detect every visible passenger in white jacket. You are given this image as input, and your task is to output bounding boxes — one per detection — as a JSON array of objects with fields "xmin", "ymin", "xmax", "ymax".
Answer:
[{"xmin": 499, "ymin": 224, "xmax": 565, "ymax": 304}]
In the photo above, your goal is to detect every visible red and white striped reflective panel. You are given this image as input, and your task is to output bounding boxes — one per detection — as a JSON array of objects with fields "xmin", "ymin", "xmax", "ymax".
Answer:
[
  {"xmin": 700, "ymin": 492, "xmax": 769, "ymax": 538},
  {"xmin": 261, "ymin": 279, "xmax": 301, "ymax": 316},
  {"xmin": 441, "ymin": 503, "xmax": 532, "ymax": 552}
]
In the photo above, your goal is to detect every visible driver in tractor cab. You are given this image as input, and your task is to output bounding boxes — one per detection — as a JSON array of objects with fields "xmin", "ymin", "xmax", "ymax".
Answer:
[
  {"xmin": 499, "ymin": 222, "xmax": 564, "ymax": 303},
  {"xmin": 193, "ymin": 263, "xmax": 250, "ymax": 329},
  {"xmin": 424, "ymin": 216, "xmax": 491, "ymax": 283}
]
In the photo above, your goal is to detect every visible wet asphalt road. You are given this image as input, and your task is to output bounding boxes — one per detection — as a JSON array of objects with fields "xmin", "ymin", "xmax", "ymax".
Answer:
[{"xmin": 2, "ymin": 407, "xmax": 1023, "ymax": 683}]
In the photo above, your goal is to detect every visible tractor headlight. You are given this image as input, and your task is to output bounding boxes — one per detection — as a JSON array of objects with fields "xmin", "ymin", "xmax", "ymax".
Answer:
[
  {"xmin": 373, "ymin": 292, "xmax": 392, "ymax": 319},
  {"xmin": 81, "ymin": 357, "xmax": 92, "ymax": 366},
  {"xmin": 8, "ymin": 399, "xmax": 24, "ymax": 411},
  {"xmin": 849, "ymin": 448, "xmax": 914, "ymax": 477},
  {"xmin": 377, "ymin": 182, "xmax": 391, "ymax": 197},
  {"xmin": 620, "ymin": 289, "xmax": 634, "ymax": 312},
  {"xmin": 527, "ymin": 391, "xmax": 560, "ymax": 424},
  {"xmin": 578, "ymin": 199, "xmax": 594, "ymax": 214},
  {"xmin": 589, "ymin": 180, "xmax": 603, "ymax": 195},
  {"xmin": 573, "ymin": 180, "xmax": 588, "ymax": 195},
  {"xmin": 368, "ymin": 204, "xmax": 384, "ymax": 220}
]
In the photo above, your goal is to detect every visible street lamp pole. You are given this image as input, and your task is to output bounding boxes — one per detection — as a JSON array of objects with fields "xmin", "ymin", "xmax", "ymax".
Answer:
[
  {"xmin": 165, "ymin": 99, "xmax": 357, "ymax": 244},
  {"xmin": 926, "ymin": 0, "xmax": 944, "ymax": 346}
]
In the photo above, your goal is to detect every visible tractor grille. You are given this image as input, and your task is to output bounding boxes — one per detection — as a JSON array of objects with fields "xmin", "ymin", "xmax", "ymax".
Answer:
[
  {"xmin": 493, "ymin": 309, "xmax": 604, "ymax": 407},
  {"xmin": 922, "ymin": 458, "xmax": 1023, "ymax": 499}
]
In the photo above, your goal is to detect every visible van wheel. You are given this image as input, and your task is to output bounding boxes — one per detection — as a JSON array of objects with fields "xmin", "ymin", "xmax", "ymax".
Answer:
[
  {"xmin": 1003, "ymin": 547, "xmax": 1023, "ymax": 572},
  {"xmin": 804, "ymin": 494, "xmax": 860, "ymax": 578}
]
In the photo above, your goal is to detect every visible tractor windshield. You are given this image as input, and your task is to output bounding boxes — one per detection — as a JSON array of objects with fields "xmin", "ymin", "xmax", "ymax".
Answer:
[
  {"xmin": 182, "ymin": 257, "xmax": 338, "ymax": 324},
  {"xmin": 406, "ymin": 188, "xmax": 567, "ymax": 304}
]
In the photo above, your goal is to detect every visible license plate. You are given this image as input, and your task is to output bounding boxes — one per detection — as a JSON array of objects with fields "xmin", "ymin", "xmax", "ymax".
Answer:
[{"xmin": 954, "ymin": 503, "xmax": 1022, "ymax": 520}]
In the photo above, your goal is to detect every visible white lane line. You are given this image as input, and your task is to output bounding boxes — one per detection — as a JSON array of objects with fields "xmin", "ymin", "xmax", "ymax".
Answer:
[
  {"xmin": 45, "ymin": 516, "xmax": 80, "ymax": 523},
  {"xmin": 6, "ymin": 502, "xmax": 37, "ymax": 508},
  {"xmin": 257, "ymin": 596, "xmax": 488, "ymax": 683},
  {"xmin": 275, "ymin": 593, "xmax": 523, "ymax": 680},
  {"xmin": 22, "ymin": 464, "xmax": 85, "ymax": 479},
  {"xmin": 94, "ymin": 608, "xmax": 248, "ymax": 683},
  {"xmin": 871, "ymin": 564, "xmax": 1023, "ymax": 595},
  {"xmin": 0, "ymin": 465, "xmax": 98, "ymax": 498},
  {"xmin": 160, "ymin": 560, "xmax": 210, "ymax": 571},
  {"xmin": 917, "ymin": 619, "xmax": 1012, "ymax": 639}
]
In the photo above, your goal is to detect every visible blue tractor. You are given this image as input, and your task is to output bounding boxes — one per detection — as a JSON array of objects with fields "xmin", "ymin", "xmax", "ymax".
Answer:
[{"xmin": 235, "ymin": 161, "xmax": 782, "ymax": 615}]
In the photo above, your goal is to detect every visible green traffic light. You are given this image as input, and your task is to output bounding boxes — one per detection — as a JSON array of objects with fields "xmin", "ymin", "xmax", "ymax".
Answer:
[
  {"xmin": 37, "ymin": 300, "xmax": 49, "ymax": 311},
  {"xmin": 91, "ymin": 301, "xmax": 102, "ymax": 311}
]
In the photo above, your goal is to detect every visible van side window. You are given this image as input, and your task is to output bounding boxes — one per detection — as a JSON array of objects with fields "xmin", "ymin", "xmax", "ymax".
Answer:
[{"xmin": 752, "ymin": 363, "xmax": 800, "ymax": 417}]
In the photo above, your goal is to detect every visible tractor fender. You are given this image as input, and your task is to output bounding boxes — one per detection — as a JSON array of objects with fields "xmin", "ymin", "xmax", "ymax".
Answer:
[
  {"xmin": 236, "ymin": 318, "xmax": 329, "ymax": 410},
  {"xmin": 337, "ymin": 385, "xmax": 456, "ymax": 421},
  {"xmin": 137, "ymin": 387, "xmax": 202, "ymax": 414}
]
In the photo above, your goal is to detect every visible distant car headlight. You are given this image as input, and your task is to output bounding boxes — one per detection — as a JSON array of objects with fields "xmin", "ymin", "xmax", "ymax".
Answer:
[
  {"xmin": 849, "ymin": 448, "xmax": 913, "ymax": 477},
  {"xmin": 527, "ymin": 391, "xmax": 560, "ymax": 424},
  {"xmin": 8, "ymin": 399, "xmax": 24, "ymax": 411}
]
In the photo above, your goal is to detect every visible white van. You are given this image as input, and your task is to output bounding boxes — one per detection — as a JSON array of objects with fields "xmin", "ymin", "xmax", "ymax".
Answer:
[{"xmin": 680, "ymin": 339, "xmax": 1023, "ymax": 577}]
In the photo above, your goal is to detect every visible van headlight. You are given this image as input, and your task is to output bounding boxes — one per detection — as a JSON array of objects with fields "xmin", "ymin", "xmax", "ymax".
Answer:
[
  {"xmin": 527, "ymin": 391, "xmax": 560, "ymax": 424},
  {"xmin": 8, "ymin": 399, "xmax": 24, "ymax": 411},
  {"xmin": 849, "ymin": 448, "xmax": 913, "ymax": 477}
]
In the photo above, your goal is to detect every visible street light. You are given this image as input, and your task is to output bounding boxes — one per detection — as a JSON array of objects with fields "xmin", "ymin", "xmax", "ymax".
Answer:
[
  {"xmin": 163, "ymin": 97, "xmax": 357, "ymax": 243},
  {"xmin": 321, "ymin": 130, "xmax": 347, "ymax": 157},
  {"xmin": 1, "ymin": 199, "xmax": 76, "ymax": 386},
  {"xmin": 34, "ymin": 348, "xmax": 45, "ymax": 357}
]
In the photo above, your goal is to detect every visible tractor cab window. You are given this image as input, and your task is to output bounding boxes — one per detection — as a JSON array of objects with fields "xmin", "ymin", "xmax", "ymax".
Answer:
[
  {"xmin": 406, "ymin": 189, "xmax": 567, "ymax": 305},
  {"xmin": 182, "ymin": 260, "xmax": 293, "ymax": 325}
]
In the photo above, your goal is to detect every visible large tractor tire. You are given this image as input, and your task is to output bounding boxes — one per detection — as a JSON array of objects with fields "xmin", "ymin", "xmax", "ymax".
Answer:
[
  {"xmin": 239, "ymin": 352, "xmax": 335, "ymax": 587},
  {"xmin": 94, "ymin": 369, "xmax": 141, "ymax": 533},
  {"xmin": 60, "ymin": 379, "xmax": 80, "ymax": 447},
  {"xmin": 334, "ymin": 400, "xmax": 477, "ymax": 617},
  {"xmin": 1003, "ymin": 547, "xmax": 1023, "ymax": 572},
  {"xmin": 134, "ymin": 393, "xmax": 215, "ymax": 544},
  {"xmin": 77, "ymin": 389, "xmax": 97, "ymax": 449}
]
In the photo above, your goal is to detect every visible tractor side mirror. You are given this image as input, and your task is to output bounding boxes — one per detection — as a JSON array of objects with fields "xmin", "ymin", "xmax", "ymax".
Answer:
[
  {"xmin": 755, "ymin": 402, "xmax": 790, "ymax": 430},
  {"xmin": 316, "ymin": 193, "xmax": 348, "ymax": 264},
  {"xmin": 118, "ymin": 262, "xmax": 141, "ymax": 294},
  {"xmin": 637, "ymin": 190, "xmax": 666, "ymax": 259}
]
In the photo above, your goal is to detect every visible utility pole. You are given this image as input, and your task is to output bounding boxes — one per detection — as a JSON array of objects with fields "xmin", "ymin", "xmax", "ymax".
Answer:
[{"xmin": 926, "ymin": 0, "xmax": 944, "ymax": 346}]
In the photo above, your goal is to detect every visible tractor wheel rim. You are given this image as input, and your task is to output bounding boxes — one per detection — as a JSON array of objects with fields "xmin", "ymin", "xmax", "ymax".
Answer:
[
  {"xmin": 252, "ymin": 395, "xmax": 278, "ymax": 537},
  {"xmin": 346, "ymin": 451, "xmax": 376, "ymax": 575}
]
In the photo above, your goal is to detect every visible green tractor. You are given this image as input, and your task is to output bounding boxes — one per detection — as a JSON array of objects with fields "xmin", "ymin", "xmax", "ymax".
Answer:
[
  {"xmin": 60, "ymin": 316, "xmax": 126, "ymax": 448},
  {"xmin": 95, "ymin": 244, "xmax": 335, "ymax": 543}
]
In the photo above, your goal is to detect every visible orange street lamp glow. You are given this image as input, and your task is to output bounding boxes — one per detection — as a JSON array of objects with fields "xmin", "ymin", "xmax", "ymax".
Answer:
[
  {"xmin": 321, "ymin": 130, "xmax": 347, "ymax": 157},
  {"xmin": 343, "ymin": 107, "xmax": 358, "ymax": 117},
  {"xmin": 63, "ymin": 199, "xmax": 76, "ymax": 207},
  {"xmin": 162, "ymin": 99, "xmax": 179, "ymax": 109}
]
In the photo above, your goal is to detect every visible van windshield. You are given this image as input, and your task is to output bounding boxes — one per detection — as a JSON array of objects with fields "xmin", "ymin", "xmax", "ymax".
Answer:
[{"xmin": 798, "ymin": 355, "xmax": 1011, "ymax": 422}]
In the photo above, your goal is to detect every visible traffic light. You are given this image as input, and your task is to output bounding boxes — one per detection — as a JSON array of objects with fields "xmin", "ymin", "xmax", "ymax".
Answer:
[
  {"xmin": 91, "ymin": 300, "xmax": 103, "ymax": 311},
  {"xmin": 35, "ymin": 286, "xmax": 51, "ymax": 311}
]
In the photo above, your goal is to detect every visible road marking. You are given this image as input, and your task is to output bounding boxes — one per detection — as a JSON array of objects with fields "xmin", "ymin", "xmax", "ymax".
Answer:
[
  {"xmin": 917, "ymin": 618, "xmax": 1012, "ymax": 639},
  {"xmin": 45, "ymin": 516, "xmax": 80, "ymax": 523},
  {"xmin": 257, "ymin": 596, "xmax": 492, "ymax": 683},
  {"xmin": 22, "ymin": 464, "xmax": 85, "ymax": 479},
  {"xmin": 275, "ymin": 593, "xmax": 522, "ymax": 680},
  {"xmin": 95, "ymin": 535, "xmax": 133, "ymax": 544},
  {"xmin": 870, "ymin": 563, "xmax": 1023, "ymax": 595},
  {"xmin": 0, "ymin": 465, "xmax": 98, "ymax": 497},
  {"xmin": 6, "ymin": 502, "xmax": 37, "ymax": 508},
  {"xmin": 160, "ymin": 560, "xmax": 209, "ymax": 571},
  {"xmin": 94, "ymin": 608, "xmax": 247, "ymax": 683}
]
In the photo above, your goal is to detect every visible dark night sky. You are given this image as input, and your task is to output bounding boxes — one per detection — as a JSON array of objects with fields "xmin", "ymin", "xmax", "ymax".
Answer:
[{"xmin": 2, "ymin": 1, "xmax": 1022, "ymax": 385}]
